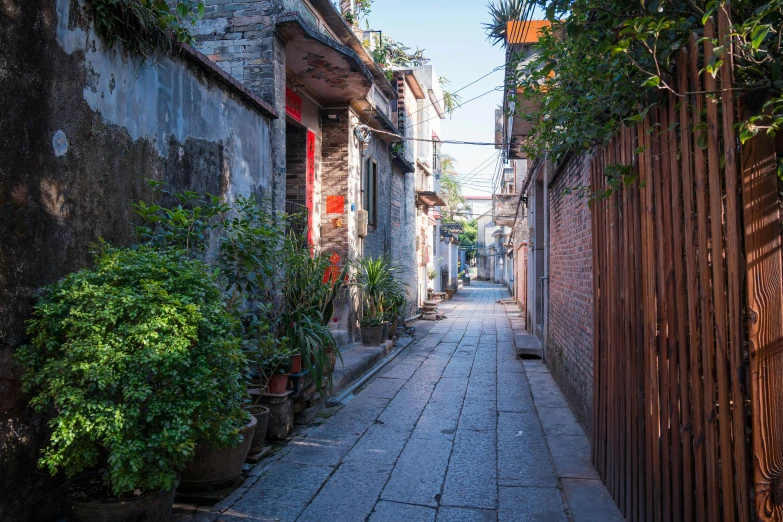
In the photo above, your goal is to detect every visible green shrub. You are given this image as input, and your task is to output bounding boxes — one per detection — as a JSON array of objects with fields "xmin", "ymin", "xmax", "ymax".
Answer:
[{"xmin": 14, "ymin": 247, "xmax": 246, "ymax": 496}]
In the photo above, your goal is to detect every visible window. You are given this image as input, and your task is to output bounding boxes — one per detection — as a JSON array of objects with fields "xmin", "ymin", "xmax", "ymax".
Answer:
[{"xmin": 364, "ymin": 158, "xmax": 378, "ymax": 226}]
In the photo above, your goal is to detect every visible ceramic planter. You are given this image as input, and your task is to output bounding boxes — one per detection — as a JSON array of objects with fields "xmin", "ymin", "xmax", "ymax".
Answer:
[
  {"xmin": 179, "ymin": 415, "xmax": 257, "ymax": 493},
  {"xmin": 59, "ymin": 473, "xmax": 176, "ymax": 522},
  {"xmin": 268, "ymin": 373, "xmax": 289, "ymax": 395},
  {"xmin": 360, "ymin": 326, "xmax": 384, "ymax": 346},
  {"xmin": 381, "ymin": 321, "xmax": 389, "ymax": 341},
  {"xmin": 446, "ymin": 289, "xmax": 455, "ymax": 299},
  {"xmin": 248, "ymin": 406, "xmax": 270, "ymax": 455},
  {"xmin": 290, "ymin": 354, "xmax": 302, "ymax": 374},
  {"xmin": 388, "ymin": 319, "xmax": 397, "ymax": 339}
]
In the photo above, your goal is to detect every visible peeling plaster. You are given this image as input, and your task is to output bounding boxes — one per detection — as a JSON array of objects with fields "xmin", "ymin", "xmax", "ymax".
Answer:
[{"xmin": 54, "ymin": 0, "xmax": 273, "ymax": 200}]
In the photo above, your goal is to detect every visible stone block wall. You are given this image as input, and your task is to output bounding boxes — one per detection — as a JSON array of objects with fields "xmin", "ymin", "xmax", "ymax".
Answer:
[
  {"xmin": 547, "ymin": 153, "xmax": 594, "ymax": 433},
  {"xmin": 285, "ymin": 126, "xmax": 308, "ymax": 205},
  {"xmin": 0, "ymin": 1, "xmax": 278, "ymax": 519}
]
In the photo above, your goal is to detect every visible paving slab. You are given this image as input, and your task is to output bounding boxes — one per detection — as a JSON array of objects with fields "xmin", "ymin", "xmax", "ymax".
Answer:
[
  {"xmin": 437, "ymin": 507, "xmax": 498, "ymax": 522},
  {"xmin": 218, "ymin": 462, "xmax": 332, "ymax": 522},
  {"xmin": 562, "ymin": 478, "xmax": 625, "ymax": 521},
  {"xmin": 297, "ymin": 461, "xmax": 393, "ymax": 522},
  {"xmin": 547, "ymin": 433, "xmax": 600, "ymax": 480},
  {"xmin": 441, "ymin": 428, "xmax": 497, "ymax": 510},
  {"xmin": 381, "ymin": 436, "xmax": 453, "ymax": 507},
  {"xmin": 497, "ymin": 412, "xmax": 558, "ymax": 488},
  {"xmin": 369, "ymin": 500, "xmax": 437, "ymax": 522},
  {"xmin": 537, "ymin": 406, "xmax": 585, "ymax": 437},
  {"xmin": 498, "ymin": 486, "xmax": 568, "ymax": 522}
]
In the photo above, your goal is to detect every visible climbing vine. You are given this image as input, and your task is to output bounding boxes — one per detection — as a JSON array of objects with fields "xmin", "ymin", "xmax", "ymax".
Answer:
[
  {"xmin": 84, "ymin": 0, "xmax": 205, "ymax": 58},
  {"xmin": 491, "ymin": 0, "xmax": 783, "ymax": 170}
]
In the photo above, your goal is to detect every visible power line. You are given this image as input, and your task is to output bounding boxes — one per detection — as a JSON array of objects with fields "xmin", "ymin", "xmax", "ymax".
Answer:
[
  {"xmin": 356, "ymin": 124, "xmax": 506, "ymax": 146},
  {"xmin": 406, "ymin": 86, "xmax": 504, "ymax": 131},
  {"xmin": 405, "ymin": 64, "xmax": 506, "ymax": 120}
]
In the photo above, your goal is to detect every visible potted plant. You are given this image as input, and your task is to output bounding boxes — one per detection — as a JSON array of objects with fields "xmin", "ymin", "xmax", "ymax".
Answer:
[
  {"xmin": 14, "ymin": 247, "xmax": 247, "ymax": 521},
  {"xmin": 353, "ymin": 256, "xmax": 408, "ymax": 346}
]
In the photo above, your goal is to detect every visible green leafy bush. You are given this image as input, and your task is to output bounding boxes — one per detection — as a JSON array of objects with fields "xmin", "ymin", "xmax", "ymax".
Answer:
[
  {"xmin": 85, "ymin": 0, "xmax": 205, "ymax": 58},
  {"xmin": 13, "ymin": 247, "xmax": 246, "ymax": 496}
]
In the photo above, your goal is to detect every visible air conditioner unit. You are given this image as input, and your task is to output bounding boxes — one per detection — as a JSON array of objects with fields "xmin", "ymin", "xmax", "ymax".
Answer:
[{"xmin": 357, "ymin": 210, "xmax": 368, "ymax": 238}]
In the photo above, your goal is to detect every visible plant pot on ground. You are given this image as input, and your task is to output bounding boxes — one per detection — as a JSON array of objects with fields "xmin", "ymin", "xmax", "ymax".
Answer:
[
  {"xmin": 248, "ymin": 405, "xmax": 270, "ymax": 455},
  {"xmin": 388, "ymin": 319, "xmax": 397, "ymax": 339},
  {"xmin": 60, "ymin": 473, "xmax": 177, "ymax": 522},
  {"xmin": 360, "ymin": 317, "xmax": 385, "ymax": 346},
  {"xmin": 13, "ymin": 248, "xmax": 247, "ymax": 520},
  {"xmin": 381, "ymin": 321, "xmax": 390, "ymax": 341},
  {"xmin": 179, "ymin": 415, "xmax": 257, "ymax": 493}
]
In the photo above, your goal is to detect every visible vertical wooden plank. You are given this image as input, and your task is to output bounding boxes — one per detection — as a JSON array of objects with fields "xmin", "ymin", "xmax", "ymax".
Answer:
[
  {"xmin": 607, "ymin": 139, "xmax": 619, "ymax": 502},
  {"xmin": 690, "ymin": 34, "xmax": 721, "ymax": 522},
  {"xmin": 740, "ymin": 109, "xmax": 783, "ymax": 522},
  {"xmin": 620, "ymin": 133, "xmax": 631, "ymax": 518},
  {"xmin": 704, "ymin": 20, "xmax": 737, "ymax": 522},
  {"xmin": 653, "ymin": 105, "xmax": 673, "ymax": 522},
  {"xmin": 718, "ymin": 10, "xmax": 751, "ymax": 521},
  {"xmin": 669, "ymin": 90, "xmax": 691, "ymax": 522},
  {"xmin": 599, "ymin": 147, "xmax": 609, "ymax": 482},
  {"xmin": 678, "ymin": 48, "xmax": 706, "ymax": 522},
  {"xmin": 623, "ymin": 126, "xmax": 637, "ymax": 522},
  {"xmin": 664, "ymin": 98, "xmax": 683, "ymax": 522},
  {"xmin": 592, "ymin": 152, "xmax": 602, "ymax": 470},
  {"xmin": 642, "ymin": 110, "xmax": 662, "ymax": 522},
  {"xmin": 633, "ymin": 123, "xmax": 647, "ymax": 522}
]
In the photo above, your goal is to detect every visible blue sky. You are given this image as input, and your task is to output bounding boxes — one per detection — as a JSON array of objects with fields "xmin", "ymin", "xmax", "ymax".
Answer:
[{"xmin": 366, "ymin": 0, "xmax": 506, "ymax": 196}]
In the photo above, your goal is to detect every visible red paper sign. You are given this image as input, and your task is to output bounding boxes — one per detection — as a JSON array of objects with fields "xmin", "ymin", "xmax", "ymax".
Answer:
[
  {"xmin": 326, "ymin": 195, "xmax": 345, "ymax": 214},
  {"xmin": 323, "ymin": 253, "xmax": 342, "ymax": 284},
  {"xmin": 285, "ymin": 87, "xmax": 302, "ymax": 122}
]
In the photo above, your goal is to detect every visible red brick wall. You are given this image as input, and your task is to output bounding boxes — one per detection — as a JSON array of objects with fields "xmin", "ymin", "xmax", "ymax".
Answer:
[{"xmin": 548, "ymin": 153, "xmax": 594, "ymax": 434}]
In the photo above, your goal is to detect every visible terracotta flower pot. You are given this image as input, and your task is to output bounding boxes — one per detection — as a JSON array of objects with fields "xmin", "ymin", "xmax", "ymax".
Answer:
[
  {"xmin": 179, "ymin": 415, "xmax": 257, "ymax": 493},
  {"xmin": 290, "ymin": 354, "xmax": 302, "ymax": 374},
  {"xmin": 268, "ymin": 373, "xmax": 289, "ymax": 395},
  {"xmin": 59, "ymin": 473, "xmax": 176, "ymax": 522},
  {"xmin": 249, "ymin": 406, "xmax": 270, "ymax": 455},
  {"xmin": 388, "ymin": 320, "xmax": 397, "ymax": 339},
  {"xmin": 361, "ymin": 326, "xmax": 384, "ymax": 346}
]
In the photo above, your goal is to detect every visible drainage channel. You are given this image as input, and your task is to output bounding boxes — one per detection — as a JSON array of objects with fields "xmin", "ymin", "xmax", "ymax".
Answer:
[{"xmin": 326, "ymin": 336, "xmax": 415, "ymax": 407}]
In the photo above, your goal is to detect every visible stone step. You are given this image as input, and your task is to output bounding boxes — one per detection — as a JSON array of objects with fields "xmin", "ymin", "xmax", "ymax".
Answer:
[{"xmin": 515, "ymin": 333, "xmax": 542, "ymax": 359}]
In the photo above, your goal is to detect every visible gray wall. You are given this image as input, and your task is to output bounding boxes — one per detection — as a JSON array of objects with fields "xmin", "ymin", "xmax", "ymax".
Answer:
[{"xmin": 0, "ymin": 2, "xmax": 277, "ymax": 519}]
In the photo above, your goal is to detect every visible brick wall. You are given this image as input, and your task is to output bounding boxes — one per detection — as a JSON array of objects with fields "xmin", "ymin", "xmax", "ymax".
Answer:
[
  {"xmin": 362, "ymin": 135, "xmax": 392, "ymax": 259},
  {"xmin": 194, "ymin": 0, "xmax": 287, "ymax": 214},
  {"xmin": 285, "ymin": 126, "xmax": 308, "ymax": 204},
  {"xmin": 547, "ymin": 153, "xmax": 594, "ymax": 433}
]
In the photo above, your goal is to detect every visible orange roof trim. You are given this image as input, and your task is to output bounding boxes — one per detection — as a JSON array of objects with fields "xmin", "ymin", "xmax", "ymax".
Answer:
[{"xmin": 506, "ymin": 20, "xmax": 550, "ymax": 44}]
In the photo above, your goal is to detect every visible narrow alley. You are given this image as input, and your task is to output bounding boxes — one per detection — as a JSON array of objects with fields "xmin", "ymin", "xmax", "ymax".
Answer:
[{"xmin": 209, "ymin": 283, "xmax": 621, "ymax": 522}]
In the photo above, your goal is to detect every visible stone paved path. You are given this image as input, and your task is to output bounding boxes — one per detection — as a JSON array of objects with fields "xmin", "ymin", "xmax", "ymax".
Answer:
[{"xmin": 217, "ymin": 282, "xmax": 623, "ymax": 522}]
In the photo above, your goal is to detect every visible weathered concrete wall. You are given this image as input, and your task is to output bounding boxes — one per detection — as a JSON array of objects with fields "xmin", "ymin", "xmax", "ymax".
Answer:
[
  {"xmin": 195, "ymin": 0, "xmax": 288, "ymax": 212},
  {"xmin": 547, "ymin": 153, "xmax": 594, "ymax": 433},
  {"xmin": 0, "ymin": 1, "xmax": 276, "ymax": 519}
]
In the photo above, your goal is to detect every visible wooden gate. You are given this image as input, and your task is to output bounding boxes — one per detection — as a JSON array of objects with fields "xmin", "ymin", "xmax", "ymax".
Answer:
[{"xmin": 591, "ymin": 15, "xmax": 783, "ymax": 521}]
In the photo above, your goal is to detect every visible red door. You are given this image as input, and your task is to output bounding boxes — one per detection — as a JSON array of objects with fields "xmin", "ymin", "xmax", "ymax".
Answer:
[{"xmin": 306, "ymin": 130, "xmax": 315, "ymax": 246}]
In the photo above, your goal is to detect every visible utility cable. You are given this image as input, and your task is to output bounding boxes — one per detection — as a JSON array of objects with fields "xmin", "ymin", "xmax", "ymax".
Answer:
[{"xmin": 356, "ymin": 124, "xmax": 506, "ymax": 147}]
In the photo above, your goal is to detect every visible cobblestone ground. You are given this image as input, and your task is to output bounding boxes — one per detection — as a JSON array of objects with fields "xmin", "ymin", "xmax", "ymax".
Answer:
[{"xmin": 216, "ymin": 282, "xmax": 622, "ymax": 522}]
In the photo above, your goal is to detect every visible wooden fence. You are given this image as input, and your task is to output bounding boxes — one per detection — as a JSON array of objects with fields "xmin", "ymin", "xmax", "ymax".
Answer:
[{"xmin": 590, "ymin": 14, "xmax": 783, "ymax": 522}]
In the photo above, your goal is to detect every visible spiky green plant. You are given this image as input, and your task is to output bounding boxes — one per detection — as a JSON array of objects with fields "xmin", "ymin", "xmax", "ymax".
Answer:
[{"xmin": 484, "ymin": 0, "xmax": 527, "ymax": 46}]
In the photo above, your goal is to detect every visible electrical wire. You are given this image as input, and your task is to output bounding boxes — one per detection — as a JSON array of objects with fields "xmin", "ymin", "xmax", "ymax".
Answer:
[
  {"xmin": 406, "ymin": 86, "xmax": 504, "ymax": 131},
  {"xmin": 405, "ymin": 64, "xmax": 506, "ymax": 120},
  {"xmin": 357, "ymin": 124, "xmax": 506, "ymax": 146}
]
